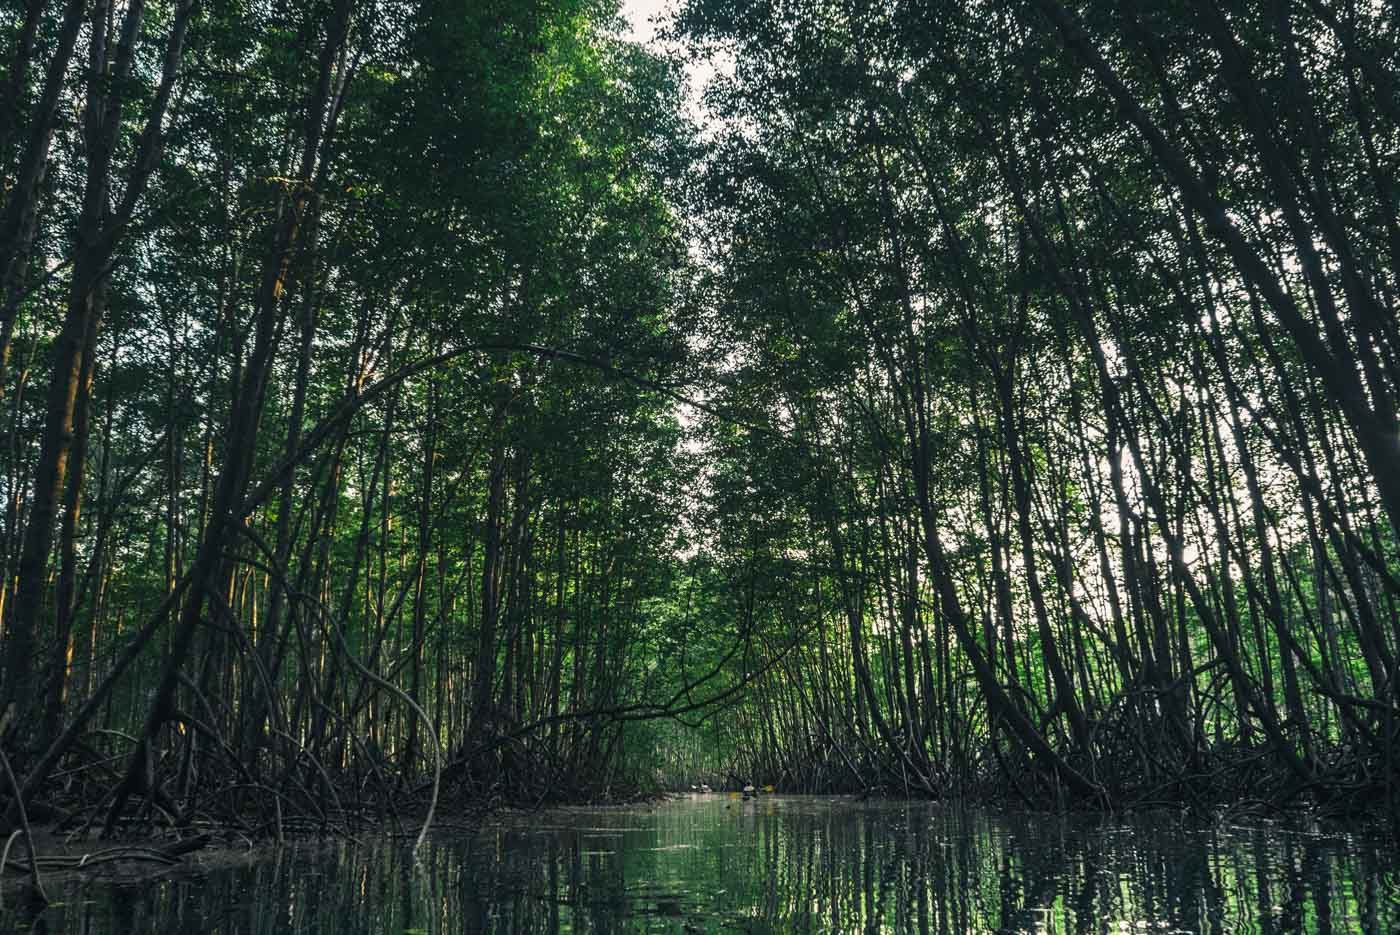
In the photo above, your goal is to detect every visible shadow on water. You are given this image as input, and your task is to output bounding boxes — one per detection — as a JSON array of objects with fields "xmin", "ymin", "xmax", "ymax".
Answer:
[{"xmin": 4, "ymin": 796, "xmax": 1397, "ymax": 933}]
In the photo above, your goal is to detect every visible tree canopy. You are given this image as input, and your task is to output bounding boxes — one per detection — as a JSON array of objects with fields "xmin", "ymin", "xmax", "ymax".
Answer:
[{"xmin": 1, "ymin": 0, "xmax": 1397, "ymax": 832}]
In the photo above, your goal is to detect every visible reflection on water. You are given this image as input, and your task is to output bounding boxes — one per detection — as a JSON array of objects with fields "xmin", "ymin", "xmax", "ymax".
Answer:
[{"xmin": 5, "ymin": 796, "xmax": 1397, "ymax": 933}]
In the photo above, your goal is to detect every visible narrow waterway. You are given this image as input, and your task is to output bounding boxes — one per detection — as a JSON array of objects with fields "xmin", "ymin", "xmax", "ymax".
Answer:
[{"xmin": 5, "ymin": 795, "xmax": 1397, "ymax": 932}]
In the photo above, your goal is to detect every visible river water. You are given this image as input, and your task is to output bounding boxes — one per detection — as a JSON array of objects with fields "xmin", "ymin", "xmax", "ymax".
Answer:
[{"xmin": 4, "ymin": 795, "xmax": 1397, "ymax": 932}]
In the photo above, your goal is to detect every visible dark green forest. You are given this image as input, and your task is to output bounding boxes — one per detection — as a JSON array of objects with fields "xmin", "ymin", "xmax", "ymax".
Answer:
[{"xmin": 0, "ymin": 0, "xmax": 1397, "ymax": 840}]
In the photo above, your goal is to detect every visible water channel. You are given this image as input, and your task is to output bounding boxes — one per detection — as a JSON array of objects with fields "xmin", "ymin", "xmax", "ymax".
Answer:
[{"xmin": 4, "ymin": 795, "xmax": 1396, "ymax": 932}]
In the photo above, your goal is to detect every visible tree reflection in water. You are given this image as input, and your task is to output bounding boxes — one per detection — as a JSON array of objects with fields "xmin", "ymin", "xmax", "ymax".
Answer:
[{"xmin": 5, "ymin": 797, "xmax": 1396, "ymax": 933}]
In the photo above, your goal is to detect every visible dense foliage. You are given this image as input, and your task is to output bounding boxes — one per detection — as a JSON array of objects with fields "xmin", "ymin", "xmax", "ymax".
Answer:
[
  {"xmin": 1, "ymin": 0, "xmax": 1397, "ymax": 837},
  {"xmin": 678, "ymin": 0, "xmax": 1400, "ymax": 814},
  {"xmin": 0, "ymin": 0, "xmax": 724, "ymax": 832}
]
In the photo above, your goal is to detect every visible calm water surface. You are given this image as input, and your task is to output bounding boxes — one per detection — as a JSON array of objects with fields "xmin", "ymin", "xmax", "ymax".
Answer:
[{"xmin": 5, "ymin": 795, "xmax": 1397, "ymax": 933}]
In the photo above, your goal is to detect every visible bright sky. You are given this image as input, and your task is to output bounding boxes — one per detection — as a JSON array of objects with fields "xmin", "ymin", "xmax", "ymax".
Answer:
[
  {"xmin": 619, "ymin": 0, "xmax": 672, "ymax": 45},
  {"xmin": 618, "ymin": 0, "xmax": 729, "ymax": 126}
]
